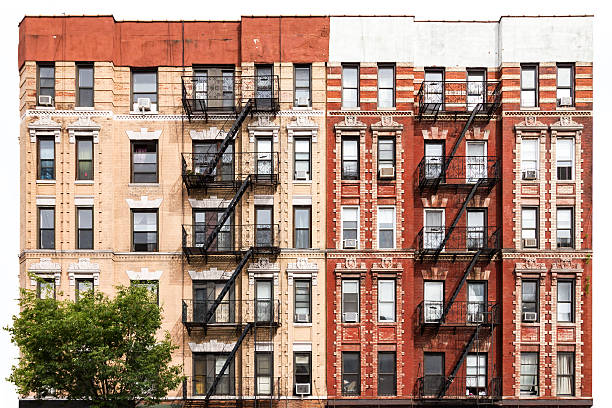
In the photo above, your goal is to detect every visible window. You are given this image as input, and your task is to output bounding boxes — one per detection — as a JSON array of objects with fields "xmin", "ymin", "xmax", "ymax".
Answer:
[
  {"xmin": 38, "ymin": 207, "xmax": 55, "ymax": 249},
  {"xmin": 520, "ymin": 352, "xmax": 539, "ymax": 395},
  {"xmin": 38, "ymin": 137, "xmax": 55, "ymax": 180},
  {"xmin": 76, "ymin": 138, "xmax": 93, "ymax": 180},
  {"xmin": 255, "ymin": 206, "xmax": 274, "ymax": 248},
  {"xmin": 76, "ymin": 64, "xmax": 94, "ymax": 107},
  {"xmin": 75, "ymin": 278, "xmax": 94, "ymax": 301},
  {"xmin": 341, "ymin": 207, "xmax": 359, "ymax": 249},
  {"xmin": 294, "ymin": 206, "xmax": 311, "ymax": 249},
  {"xmin": 424, "ymin": 209, "xmax": 444, "ymax": 250},
  {"xmin": 294, "ymin": 138, "xmax": 311, "ymax": 180},
  {"xmin": 557, "ymin": 280, "xmax": 574, "ymax": 323},
  {"xmin": 556, "ymin": 207, "xmax": 574, "ymax": 248},
  {"xmin": 131, "ymin": 141, "xmax": 158, "ymax": 183},
  {"xmin": 521, "ymin": 207, "xmax": 538, "ymax": 249},
  {"xmin": 341, "ymin": 137, "xmax": 359, "ymax": 180},
  {"xmin": 521, "ymin": 64, "xmax": 538, "ymax": 108},
  {"xmin": 193, "ymin": 353, "xmax": 234, "ymax": 396},
  {"xmin": 556, "ymin": 138, "xmax": 574, "ymax": 180},
  {"xmin": 132, "ymin": 210, "xmax": 158, "ymax": 252},
  {"xmin": 342, "ymin": 352, "xmax": 360, "ymax": 395},
  {"xmin": 131, "ymin": 280, "xmax": 159, "ymax": 305},
  {"xmin": 378, "ymin": 138, "xmax": 395, "ymax": 177},
  {"xmin": 521, "ymin": 139, "xmax": 539, "ymax": 179},
  {"xmin": 131, "ymin": 69, "xmax": 157, "ymax": 109},
  {"xmin": 255, "ymin": 65, "xmax": 273, "ymax": 111},
  {"xmin": 466, "ymin": 141, "xmax": 487, "ymax": 182},
  {"xmin": 424, "ymin": 281, "xmax": 444, "ymax": 323},
  {"xmin": 192, "ymin": 140, "xmax": 234, "ymax": 180},
  {"xmin": 424, "ymin": 68, "xmax": 444, "ymax": 105},
  {"xmin": 342, "ymin": 280, "xmax": 359, "ymax": 322},
  {"xmin": 294, "ymin": 65, "xmax": 311, "ymax": 107},
  {"xmin": 466, "ymin": 353, "xmax": 487, "ymax": 396},
  {"xmin": 37, "ymin": 279, "xmax": 55, "ymax": 300},
  {"xmin": 423, "ymin": 353, "xmax": 444, "ymax": 396},
  {"xmin": 557, "ymin": 352, "xmax": 575, "ymax": 396},
  {"xmin": 342, "ymin": 64, "xmax": 359, "ymax": 108},
  {"xmin": 255, "ymin": 280, "xmax": 273, "ymax": 323},
  {"xmin": 294, "ymin": 279, "xmax": 311, "ymax": 323},
  {"xmin": 294, "ymin": 352, "xmax": 312, "ymax": 395},
  {"xmin": 256, "ymin": 352, "xmax": 273, "ymax": 395},
  {"xmin": 467, "ymin": 282, "xmax": 486, "ymax": 324},
  {"xmin": 378, "ymin": 352, "xmax": 396, "ymax": 396},
  {"xmin": 37, "ymin": 63, "xmax": 55, "ymax": 102},
  {"xmin": 557, "ymin": 64, "xmax": 574, "ymax": 107},
  {"xmin": 193, "ymin": 282, "xmax": 234, "ymax": 324},
  {"xmin": 467, "ymin": 69, "xmax": 486, "ymax": 111},
  {"xmin": 193, "ymin": 209, "xmax": 232, "ymax": 251},
  {"xmin": 378, "ymin": 207, "xmax": 395, "ymax": 249},
  {"xmin": 466, "ymin": 209, "xmax": 486, "ymax": 250},
  {"xmin": 192, "ymin": 66, "xmax": 235, "ymax": 110},
  {"xmin": 377, "ymin": 64, "xmax": 395, "ymax": 108},
  {"xmin": 521, "ymin": 280, "xmax": 539, "ymax": 322},
  {"xmin": 256, "ymin": 137, "xmax": 273, "ymax": 180},
  {"xmin": 378, "ymin": 280, "xmax": 395, "ymax": 322},
  {"xmin": 77, "ymin": 207, "xmax": 93, "ymax": 249},
  {"xmin": 424, "ymin": 141, "xmax": 444, "ymax": 179}
]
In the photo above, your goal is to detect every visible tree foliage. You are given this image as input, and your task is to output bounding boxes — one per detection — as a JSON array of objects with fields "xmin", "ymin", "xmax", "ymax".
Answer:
[{"xmin": 6, "ymin": 285, "xmax": 183, "ymax": 407}]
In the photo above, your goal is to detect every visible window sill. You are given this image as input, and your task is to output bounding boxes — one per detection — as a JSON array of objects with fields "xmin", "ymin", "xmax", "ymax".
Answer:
[
  {"xmin": 74, "ymin": 107, "xmax": 95, "ymax": 111},
  {"xmin": 128, "ymin": 183, "xmax": 160, "ymax": 187},
  {"xmin": 35, "ymin": 106, "xmax": 55, "ymax": 110},
  {"xmin": 293, "ymin": 180, "xmax": 313, "ymax": 185},
  {"xmin": 292, "ymin": 106, "xmax": 313, "ymax": 111},
  {"xmin": 556, "ymin": 106, "xmax": 576, "ymax": 111},
  {"xmin": 36, "ymin": 180, "xmax": 56, "ymax": 184},
  {"xmin": 520, "ymin": 107, "xmax": 541, "ymax": 111},
  {"xmin": 74, "ymin": 180, "xmax": 94, "ymax": 185},
  {"xmin": 293, "ymin": 322, "xmax": 313, "ymax": 327},
  {"xmin": 341, "ymin": 107, "xmax": 361, "ymax": 111},
  {"xmin": 129, "ymin": 111, "xmax": 159, "ymax": 115},
  {"xmin": 377, "ymin": 106, "xmax": 396, "ymax": 111}
]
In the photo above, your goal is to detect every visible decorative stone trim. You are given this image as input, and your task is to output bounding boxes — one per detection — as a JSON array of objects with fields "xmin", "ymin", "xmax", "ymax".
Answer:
[
  {"xmin": 67, "ymin": 117, "xmax": 100, "ymax": 143},
  {"xmin": 189, "ymin": 340, "xmax": 236, "ymax": 353},
  {"xmin": 125, "ymin": 128, "xmax": 162, "ymax": 140},
  {"xmin": 503, "ymin": 111, "xmax": 592, "ymax": 117},
  {"xmin": 126, "ymin": 267, "xmax": 163, "ymax": 281},
  {"xmin": 190, "ymin": 127, "xmax": 227, "ymax": 140},
  {"xmin": 514, "ymin": 116, "xmax": 548, "ymax": 130},
  {"xmin": 74, "ymin": 195, "xmax": 94, "ymax": 206},
  {"xmin": 421, "ymin": 195, "xmax": 448, "ymax": 207},
  {"xmin": 247, "ymin": 116, "xmax": 279, "ymax": 143},
  {"xmin": 254, "ymin": 195, "xmax": 274, "ymax": 206},
  {"xmin": 287, "ymin": 116, "xmax": 318, "ymax": 143},
  {"xmin": 328, "ymin": 110, "xmax": 414, "ymax": 116},
  {"xmin": 466, "ymin": 127, "xmax": 489, "ymax": 140},
  {"xmin": 188, "ymin": 268, "xmax": 232, "ymax": 281},
  {"xmin": 28, "ymin": 257, "xmax": 61, "ymax": 286},
  {"xmin": 36, "ymin": 195, "xmax": 56, "ymax": 206},
  {"xmin": 255, "ymin": 341, "xmax": 273, "ymax": 352},
  {"xmin": 286, "ymin": 257, "xmax": 319, "ymax": 286},
  {"xmin": 247, "ymin": 258, "xmax": 280, "ymax": 286},
  {"xmin": 126, "ymin": 196, "xmax": 162, "ymax": 209},
  {"xmin": 420, "ymin": 267, "xmax": 448, "ymax": 281},
  {"xmin": 371, "ymin": 257, "xmax": 403, "ymax": 278},
  {"xmin": 28, "ymin": 117, "xmax": 61, "ymax": 143},
  {"xmin": 514, "ymin": 257, "xmax": 548, "ymax": 272},
  {"xmin": 422, "ymin": 127, "xmax": 447, "ymax": 140},
  {"xmin": 334, "ymin": 116, "xmax": 367, "ymax": 130},
  {"xmin": 467, "ymin": 267, "xmax": 490, "ymax": 281},
  {"xmin": 292, "ymin": 195, "xmax": 312, "ymax": 206},
  {"xmin": 371, "ymin": 116, "xmax": 403, "ymax": 131},
  {"xmin": 68, "ymin": 257, "xmax": 100, "ymax": 286},
  {"xmin": 188, "ymin": 197, "xmax": 230, "ymax": 209}
]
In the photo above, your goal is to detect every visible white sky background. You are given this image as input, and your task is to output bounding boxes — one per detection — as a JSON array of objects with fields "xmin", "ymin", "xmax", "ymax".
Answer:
[{"xmin": 0, "ymin": 0, "xmax": 608, "ymax": 406}]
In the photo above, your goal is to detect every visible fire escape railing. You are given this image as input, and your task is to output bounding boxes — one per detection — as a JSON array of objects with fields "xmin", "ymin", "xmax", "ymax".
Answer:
[{"xmin": 416, "ymin": 80, "xmax": 501, "ymax": 120}]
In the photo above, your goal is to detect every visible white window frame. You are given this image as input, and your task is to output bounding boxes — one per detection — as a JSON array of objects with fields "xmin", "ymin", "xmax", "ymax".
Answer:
[
  {"xmin": 342, "ymin": 279, "xmax": 360, "ymax": 323},
  {"xmin": 466, "ymin": 141, "xmax": 487, "ymax": 183},
  {"xmin": 521, "ymin": 139, "xmax": 539, "ymax": 179},
  {"xmin": 556, "ymin": 138, "xmax": 575, "ymax": 181},
  {"xmin": 377, "ymin": 279, "xmax": 396, "ymax": 322},
  {"xmin": 377, "ymin": 206, "xmax": 396, "ymax": 249},
  {"xmin": 341, "ymin": 206, "xmax": 360, "ymax": 249},
  {"xmin": 423, "ymin": 208, "xmax": 445, "ymax": 250}
]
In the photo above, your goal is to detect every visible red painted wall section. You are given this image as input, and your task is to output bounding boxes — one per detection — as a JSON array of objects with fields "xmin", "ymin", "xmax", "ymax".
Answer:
[
  {"xmin": 280, "ymin": 17, "xmax": 329, "ymax": 63},
  {"xmin": 183, "ymin": 22, "xmax": 240, "ymax": 66}
]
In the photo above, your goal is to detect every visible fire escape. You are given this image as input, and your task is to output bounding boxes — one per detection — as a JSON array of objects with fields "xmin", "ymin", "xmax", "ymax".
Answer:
[
  {"xmin": 180, "ymin": 74, "xmax": 281, "ymax": 407},
  {"xmin": 414, "ymin": 78, "xmax": 502, "ymax": 404}
]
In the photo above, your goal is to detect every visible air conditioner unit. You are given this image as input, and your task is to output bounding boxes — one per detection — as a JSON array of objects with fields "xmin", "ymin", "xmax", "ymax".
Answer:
[
  {"xmin": 523, "ymin": 238, "xmax": 537, "ymax": 248},
  {"xmin": 137, "ymin": 97, "xmax": 151, "ymax": 111},
  {"xmin": 523, "ymin": 312, "xmax": 538, "ymax": 322},
  {"xmin": 558, "ymin": 97, "xmax": 573, "ymax": 106},
  {"xmin": 38, "ymin": 95, "xmax": 53, "ymax": 106},
  {"xmin": 343, "ymin": 239, "xmax": 357, "ymax": 249},
  {"xmin": 468, "ymin": 312, "xmax": 485, "ymax": 324},
  {"xmin": 295, "ymin": 313, "xmax": 309, "ymax": 323},
  {"xmin": 522, "ymin": 170, "xmax": 537, "ymax": 180},
  {"xmin": 379, "ymin": 167, "xmax": 395, "ymax": 178},
  {"xmin": 296, "ymin": 97, "xmax": 309, "ymax": 107},
  {"xmin": 295, "ymin": 170, "xmax": 309, "ymax": 180},
  {"xmin": 295, "ymin": 383, "xmax": 311, "ymax": 395},
  {"xmin": 343, "ymin": 312, "xmax": 359, "ymax": 322}
]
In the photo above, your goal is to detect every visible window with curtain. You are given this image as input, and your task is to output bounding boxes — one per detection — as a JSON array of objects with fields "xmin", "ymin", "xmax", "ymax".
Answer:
[
  {"xmin": 38, "ymin": 137, "xmax": 55, "ymax": 180},
  {"xmin": 294, "ymin": 65, "xmax": 311, "ymax": 107},
  {"xmin": 132, "ymin": 210, "xmax": 158, "ymax": 252},
  {"xmin": 556, "ymin": 207, "xmax": 574, "ymax": 248},
  {"xmin": 342, "ymin": 352, "xmax": 360, "ymax": 395},
  {"xmin": 520, "ymin": 352, "xmax": 539, "ymax": 395},
  {"xmin": 557, "ymin": 352, "xmax": 575, "ymax": 395},
  {"xmin": 467, "ymin": 282, "xmax": 486, "ymax": 323},
  {"xmin": 342, "ymin": 137, "xmax": 359, "ymax": 180},
  {"xmin": 341, "ymin": 207, "xmax": 358, "ymax": 248},
  {"xmin": 521, "ymin": 139, "xmax": 538, "ymax": 179},
  {"xmin": 556, "ymin": 138, "xmax": 574, "ymax": 180},
  {"xmin": 131, "ymin": 70, "xmax": 157, "ymax": 105},
  {"xmin": 521, "ymin": 64, "xmax": 538, "ymax": 108},
  {"xmin": 131, "ymin": 141, "xmax": 158, "ymax": 183},
  {"xmin": 342, "ymin": 280, "xmax": 359, "ymax": 322},
  {"xmin": 521, "ymin": 280, "xmax": 539, "ymax": 322},
  {"xmin": 294, "ymin": 206, "xmax": 311, "ymax": 249},
  {"xmin": 378, "ymin": 138, "xmax": 395, "ymax": 177},
  {"xmin": 294, "ymin": 279, "xmax": 311, "ymax": 323},
  {"xmin": 556, "ymin": 64, "xmax": 574, "ymax": 106},
  {"xmin": 342, "ymin": 65, "xmax": 359, "ymax": 108},
  {"xmin": 76, "ymin": 138, "xmax": 93, "ymax": 180},
  {"xmin": 378, "ymin": 207, "xmax": 395, "ymax": 249},
  {"xmin": 521, "ymin": 207, "xmax": 538, "ymax": 248},
  {"xmin": 256, "ymin": 352, "xmax": 273, "ymax": 395},
  {"xmin": 377, "ymin": 65, "xmax": 395, "ymax": 108},
  {"xmin": 294, "ymin": 138, "xmax": 311, "ymax": 180},
  {"xmin": 557, "ymin": 280, "xmax": 574, "ymax": 322},
  {"xmin": 378, "ymin": 280, "xmax": 395, "ymax": 322},
  {"xmin": 466, "ymin": 353, "xmax": 487, "ymax": 396},
  {"xmin": 424, "ymin": 209, "xmax": 444, "ymax": 250}
]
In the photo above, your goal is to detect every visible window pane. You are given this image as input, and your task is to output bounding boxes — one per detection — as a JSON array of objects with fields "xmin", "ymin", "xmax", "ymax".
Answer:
[
  {"xmin": 343, "ymin": 67, "xmax": 358, "ymax": 88},
  {"xmin": 39, "ymin": 66, "xmax": 54, "ymax": 79},
  {"xmin": 378, "ymin": 67, "xmax": 393, "ymax": 88},
  {"xmin": 342, "ymin": 139, "xmax": 358, "ymax": 159},
  {"xmin": 557, "ymin": 139, "xmax": 573, "ymax": 161},
  {"xmin": 343, "ymin": 208, "xmax": 358, "ymax": 222},
  {"xmin": 79, "ymin": 89, "xmax": 94, "ymax": 107},
  {"xmin": 295, "ymin": 67, "xmax": 310, "ymax": 87},
  {"xmin": 40, "ymin": 208, "xmax": 54, "ymax": 228},
  {"xmin": 133, "ymin": 72, "xmax": 157, "ymax": 93},
  {"xmin": 78, "ymin": 67, "xmax": 94, "ymax": 88},
  {"xmin": 522, "ymin": 139, "xmax": 537, "ymax": 161},
  {"xmin": 379, "ymin": 140, "xmax": 394, "ymax": 160},
  {"xmin": 522, "ymin": 208, "xmax": 536, "ymax": 229},
  {"xmin": 522, "ymin": 68, "xmax": 535, "ymax": 88},
  {"xmin": 522, "ymin": 281, "xmax": 537, "ymax": 302},
  {"xmin": 521, "ymin": 91, "xmax": 536, "ymax": 107},
  {"xmin": 558, "ymin": 281, "xmax": 572, "ymax": 302},
  {"xmin": 295, "ymin": 208, "xmax": 310, "ymax": 229},
  {"xmin": 133, "ymin": 212, "xmax": 157, "ymax": 231},
  {"xmin": 343, "ymin": 89, "xmax": 358, "ymax": 107},
  {"xmin": 379, "ymin": 280, "xmax": 394, "ymax": 302},
  {"xmin": 378, "ymin": 88, "xmax": 393, "ymax": 107},
  {"xmin": 379, "ymin": 208, "xmax": 394, "ymax": 228},
  {"xmin": 78, "ymin": 208, "xmax": 93, "ymax": 229},
  {"xmin": 39, "ymin": 140, "xmax": 54, "ymax": 160},
  {"xmin": 78, "ymin": 140, "xmax": 93, "ymax": 160},
  {"xmin": 557, "ymin": 67, "xmax": 571, "ymax": 87},
  {"xmin": 557, "ymin": 209, "xmax": 572, "ymax": 229},
  {"xmin": 295, "ymin": 139, "xmax": 310, "ymax": 154}
]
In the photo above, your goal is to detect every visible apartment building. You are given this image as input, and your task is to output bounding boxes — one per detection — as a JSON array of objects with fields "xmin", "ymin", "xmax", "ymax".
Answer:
[{"xmin": 17, "ymin": 14, "xmax": 592, "ymax": 408}]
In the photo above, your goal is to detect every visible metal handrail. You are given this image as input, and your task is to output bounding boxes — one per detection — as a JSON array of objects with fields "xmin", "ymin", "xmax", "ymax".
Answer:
[
  {"xmin": 417, "ymin": 155, "xmax": 500, "ymax": 187},
  {"xmin": 417, "ymin": 301, "xmax": 499, "ymax": 326},
  {"xmin": 417, "ymin": 376, "xmax": 501, "ymax": 399},
  {"xmin": 182, "ymin": 223, "xmax": 281, "ymax": 254},
  {"xmin": 181, "ymin": 152, "xmax": 280, "ymax": 185},
  {"xmin": 416, "ymin": 226, "xmax": 500, "ymax": 252},
  {"xmin": 182, "ymin": 299, "xmax": 281, "ymax": 327},
  {"xmin": 417, "ymin": 80, "xmax": 501, "ymax": 115}
]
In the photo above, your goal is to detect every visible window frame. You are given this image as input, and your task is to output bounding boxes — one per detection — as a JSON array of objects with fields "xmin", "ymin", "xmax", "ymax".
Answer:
[
  {"xmin": 556, "ymin": 207, "xmax": 574, "ymax": 249},
  {"xmin": 341, "ymin": 206, "xmax": 359, "ymax": 249},
  {"xmin": 75, "ymin": 278, "xmax": 94, "ymax": 301},
  {"xmin": 520, "ymin": 64, "xmax": 539, "ymax": 108},
  {"xmin": 521, "ymin": 138, "xmax": 539, "ymax": 179},
  {"xmin": 377, "ymin": 351, "xmax": 396, "ymax": 396},
  {"xmin": 38, "ymin": 206, "xmax": 55, "ymax": 250},
  {"xmin": 466, "ymin": 68, "xmax": 487, "ymax": 110},
  {"xmin": 293, "ymin": 205, "xmax": 311, "ymax": 249},
  {"xmin": 521, "ymin": 207, "xmax": 539, "ymax": 249},
  {"xmin": 293, "ymin": 137, "xmax": 312, "ymax": 181},
  {"xmin": 557, "ymin": 279, "xmax": 575, "ymax": 323},
  {"xmin": 377, "ymin": 137, "xmax": 396, "ymax": 178},
  {"xmin": 131, "ymin": 140, "xmax": 158, "ymax": 184},
  {"xmin": 294, "ymin": 64, "xmax": 312, "ymax": 107},
  {"xmin": 557, "ymin": 351, "xmax": 575, "ymax": 396},
  {"xmin": 342, "ymin": 64, "xmax": 359, "ymax": 108},
  {"xmin": 556, "ymin": 63, "xmax": 575, "ymax": 107},
  {"xmin": 424, "ymin": 68, "xmax": 445, "ymax": 107},
  {"xmin": 131, "ymin": 210, "xmax": 159, "ymax": 252},
  {"xmin": 37, "ymin": 278, "xmax": 56, "ymax": 300},
  {"xmin": 294, "ymin": 351, "xmax": 312, "ymax": 395},
  {"xmin": 76, "ymin": 206, "xmax": 94, "ymax": 250},
  {"xmin": 341, "ymin": 136, "xmax": 360, "ymax": 180},
  {"xmin": 377, "ymin": 279, "xmax": 396, "ymax": 322},
  {"xmin": 294, "ymin": 279, "xmax": 312, "ymax": 323},
  {"xmin": 556, "ymin": 138, "xmax": 575, "ymax": 181},
  {"xmin": 521, "ymin": 279, "xmax": 540, "ymax": 323},
  {"xmin": 76, "ymin": 137, "xmax": 94, "ymax": 181},
  {"xmin": 76, "ymin": 63, "xmax": 94, "ymax": 108},
  {"xmin": 37, "ymin": 136, "xmax": 55, "ymax": 181},
  {"xmin": 130, "ymin": 68, "xmax": 158, "ymax": 107},
  {"xmin": 423, "ymin": 208, "xmax": 445, "ymax": 250},
  {"xmin": 341, "ymin": 351, "xmax": 360, "ymax": 396},
  {"xmin": 466, "ymin": 353, "xmax": 487, "ymax": 395},
  {"xmin": 377, "ymin": 64, "xmax": 395, "ymax": 109},
  {"xmin": 131, "ymin": 279, "xmax": 160, "ymax": 305},
  {"xmin": 341, "ymin": 279, "xmax": 360, "ymax": 323},
  {"xmin": 193, "ymin": 352, "xmax": 234, "ymax": 396},
  {"xmin": 520, "ymin": 352, "xmax": 539, "ymax": 396},
  {"xmin": 37, "ymin": 62, "xmax": 55, "ymax": 102},
  {"xmin": 377, "ymin": 206, "xmax": 396, "ymax": 249},
  {"xmin": 255, "ymin": 351, "xmax": 274, "ymax": 396}
]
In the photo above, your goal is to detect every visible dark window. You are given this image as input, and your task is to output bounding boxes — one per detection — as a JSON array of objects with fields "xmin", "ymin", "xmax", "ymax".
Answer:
[
  {"xmin": 342, "ymin": 64, "xmax": 359, "ymax": 108},
  {"xmin": 294, "ymin": 352, "xmax": 312, "ymax": 395},
  {"xmin": 255, "ymin": 206, "xmax": 274, "ymax": 248},
  {"xmin": 294, "ymin": 206, "xmax": 311, "ymax": 249},
  {"xmin": 378, "ymin": 352, "xmax": 396, "ymax": 395},
  {"xmin": 192, "ymin": 141, "xmax": 234, "ymax": 181},
  {"xmin": 77, "ymin": 207, "xmax": 93, "ymax": 249},
  {"xmin": 341, "ymin": 137, "xmax": 359, "ymax": 180},
  {"xmin": 193, "ymin": 353, "xmax": 234, "ymax": 396},
  {"xmin": 557, "ymin": 352, "xmax": 575, "ymax": 396},
  {"xmin": 521, "ymin": 207, "xmax": 538, "ymax": 248},
  {"xmin": 521, "ymin": 280, "xmax": 539, "ymax": 322},
  {"xmin": 37, "ymin": 278, "xmax": 55, "ymax": 299},
  {"xmin": 342, "ymin": 351, "xmax": 360, "ymax": 395},
  {"xmin": 557, "ymin": 280, "xmax": 574, "ymax": 323},
  {"xmin": 38, "ymin": 137, "xmax": 55, "ymax": 180},
  {"xmin": 378, "ymin": 279, "xmax": 395, "ymax": 322},
  {"xmin": 556, "ymin": 138, "xmax": 574, "ymax": 181},
  {"xmin": 131, "ymin": 280, "xmax": 159, "ymax": 305},
  {"xmin": 423, "ymin": 353, "xmax": 445, "ymax": 396},
  {"xmin": 75, "ymin": 278, "xmax": 94, "ymax": 301},
  {"xmin": 131, "ymin": 141, "xmax": 158, "ymax": 183},
  {"xmin": 193, "ymin": 209, "xmax": 233, "ymax": 251},
  {"xmin": 521, "ymin": 64, "xmax": 538, "ymax": 108},
  {"xmin": 466, "ymin": 209, "xmax": 486, "ymax": 250},
  {"xmin": 378, "ymin": 64, "xmax": 395, "ymax": 108},
  {"xmin": 131, "ymin": 69, "xmax": 158, "ymax": 107},
  {"xmin": 256, "ymin": 352, "xmax": 273, "ymax": 395},
  {"xmin": 294, "ymin": 279, "xmax": 311, "ymax": 323},
  {"xmin": 466, "ymin": 353, "xmax": 487, "ymax": 395},
  {"xmin": 556, "ymin": 207, "xmax": 574, "ymax": 248},
  {"xmin": 132, "ymin": 210, "xmax": 158, "ymax": 252},
  {"xmin": 192, "ymin": 66, "xmax": 235, "ymax": 110},
  {"xmin": 520, "ymin": 352, "xmax": 539, "ymax": 395},
  {"xmin": 38, "ymin": 207, "xmax": 55, "ymax": 249},
  {"xmin": 294, "ymin": 138, "xmax": 311, "ymax": 180},
  {"xmin": 193, "ymin": 281, "xmax": 235, "ymax": 324},
  {"xmin": 557, "ymin": 64, "xmax": 574, "ymax": 107},
  {"xmin": 342, "ymin": 280, "xmax": 359, "ymax": 322},
  {"xmin": 37, "ymin": 63, "xmax": 55, "ymax": 101},
  {"xmin": 294, "ymin": 65, "xmax": 311, "ymax": 107},
  {"xmin": 76, "ymin": 64, "xmax": 94, "ymax": 107},
  {"xmin": 424, "ymin": 68, "xmax": 444, "ymax": 105},
  {"xmin": 76, "ymin": 138, "xmax": 93, "ymax": 180},
  {"xmin": 378, "ymin": 138, "xmax": 395, "ymax": 177}
]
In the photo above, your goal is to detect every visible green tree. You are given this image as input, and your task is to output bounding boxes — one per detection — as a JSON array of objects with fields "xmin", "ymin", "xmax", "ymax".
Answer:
[{"xmin": 6, "ymin": 284, "xmax": 183, "ymax": 407}]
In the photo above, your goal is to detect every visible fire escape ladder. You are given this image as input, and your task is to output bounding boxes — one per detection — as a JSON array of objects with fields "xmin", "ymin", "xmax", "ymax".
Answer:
[
  {"xmin": 200, "ymin": 175, "xmax": 252, "ymax": 252},
  {"xmin": 202, "ymin": 248, "xmax": 254, "ymax": 333},
  {"xmin": 440, "ymin": 248, "xmax": 483, "ymax": 324},
  {"xmin": 204, "ymin": 321, "xmax": 254, "ymax": 402},
  {"xmin": 201, "ymin": 99, "xmax": 254, "ymax": 179},
  {"xmin": 437, "ymin": 325, "xmax": 480, "ymax": 398}
]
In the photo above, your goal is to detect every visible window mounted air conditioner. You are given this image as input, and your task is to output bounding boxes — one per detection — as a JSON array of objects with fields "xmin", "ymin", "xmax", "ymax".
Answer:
[
  {"xmin": 558, "ymin": 97, "xmax": 573, "ymax": 106},
  {"xmin": 379, "ymin": 167, "xmax": 395, "ymax": 178},
  {"xmin": 522, "ymin": 170, "xmax": 537, "ymax": 180},
  {"xmin": 295, "ymin": 170, "xmax": 309, "ymax": 180},
  {"xmin": 523, "ymin": 238, "xmax": 537, "ymax": 248},
  {"xmin": 343, "ymin": 239, "xmax": 357, "ymax": 249},
  {"xmin": 295, "ymin": 313, "xmax": 310, "ymax": 323},
  {"xmin": 343, "ymin": 312, "xmax": 359, "ymax": 323},
  {"xmin": 295, "ymin": 383, "xmax": 311, "ymax": 395},
  {"xmin": 523, "ymin": 312, "xmax": 538, "ymax": 322},
  {"xmin": 296, "ymin": 97, "xmax": 309, "ymax": 107},
  {"xmin": 38, "ymin": 95, "xmax": 53, "ymax": 106},
  {"xmin": 468, "ymin": 312, "xmax": 485, "ymax": 324},
  {"xmin": 137, "ymin": 97, "xmax": 151, "ymax": 112}
]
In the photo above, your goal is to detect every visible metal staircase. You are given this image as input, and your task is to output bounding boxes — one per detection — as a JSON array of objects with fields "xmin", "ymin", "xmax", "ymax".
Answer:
[{"xmin": 437, "ymin": 326, "xmax": 480, "ymax": 398}]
